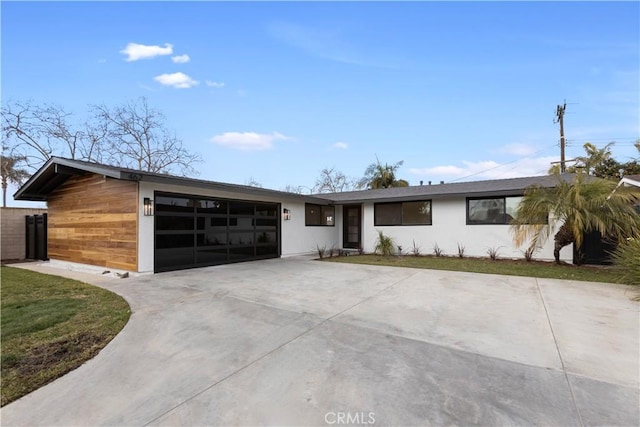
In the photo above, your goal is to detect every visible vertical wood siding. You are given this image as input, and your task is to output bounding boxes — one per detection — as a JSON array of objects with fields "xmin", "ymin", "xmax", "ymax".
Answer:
[{"xmin": 48, "ymin": 174, "xmax": 138, "ymax": 271}]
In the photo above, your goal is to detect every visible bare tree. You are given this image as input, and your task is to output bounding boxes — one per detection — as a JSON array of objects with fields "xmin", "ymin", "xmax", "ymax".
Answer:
[
  {"xmin": 92, "ymin": 97, "xmax": 201, "ymax": 176},
  {"xmin": 32, "ymin": 104, "xmax": 86, "ymax": 161},
  {"xmin": 244, "ymin": 177, "xmax": 263, "ymax": 188},
  {"xmin": 281, "ymin": 184, "xmax": 306, "ymax": 194},
  {"xmin": 2, "ymin": 98, "xmax": 201, "ymax": 177},
  {"xmin": 3, "ymin": 100, "xmax": 108, "ymax": 169},
  {"xmin": 313, "ymin": 167, "xmax": 357, "ymax": 193},
  {"xmin": 2, "ymin": 100, "xmax": 60, "ymax": 168}
]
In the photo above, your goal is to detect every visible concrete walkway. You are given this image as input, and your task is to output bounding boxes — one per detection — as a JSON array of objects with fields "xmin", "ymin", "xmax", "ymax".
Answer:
[{"xmin": 1, "ymin": 258, "xmax": 638, "ymax": 426}]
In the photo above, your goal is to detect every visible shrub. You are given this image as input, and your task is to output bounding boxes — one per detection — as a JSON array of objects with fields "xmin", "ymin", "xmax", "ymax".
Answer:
[
  {"xmin": 316, "ymin": 244, "xmax": 326, "ymax": 260},
  {"xmin": 433, "ymin": 243, "xmax": 445, "ymax": 257},
  {"xmin": 411, "ymin": 240, "xmax": 421, "ymax": 257},
  {"xmin": 457, "ymin": 243, "xmax": 465, "ymax": 258},
  {"xmin": 487, "ymin": 246, "xmax": 501, "ymax": 260},
  {"xmin": 374, "ymin": 231, "xmax": 395, "ymax": 256},
  {"xmin": 612, "ymin": 237, "xmax": 640, "ymax": 286}
]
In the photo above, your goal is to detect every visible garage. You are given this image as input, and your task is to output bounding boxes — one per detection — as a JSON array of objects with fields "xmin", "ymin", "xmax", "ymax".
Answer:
[
  {"xmin": 154, "ymin": 192, "xmax": 280, "ymax": 272},
  {"xmin": 13, "ymin": 158, "xmax": 336, "ymax": 274}
]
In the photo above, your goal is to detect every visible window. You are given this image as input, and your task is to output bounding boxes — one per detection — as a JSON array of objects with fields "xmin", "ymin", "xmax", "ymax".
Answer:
[
  {"xmin": 467, "ymin": 198, "xmax": 506, "ymax": 224},
  {"xmin": 467, "ymin": 196, "xmax": 543, "ymax": 224},
  {"xmin": 375, "ymin": 203, "xmax": 402, "ymax": 225},
  {"xmin": 403, "ymin": 201, "xmax": 432, "ymax": 225},
  {"xmin": 505, "ymin": 197, "xmax": 522, "ymax": 222},
  {"xmin": 374, "ymin": 201, "xmax": 432, "ymax": 226},
  {"xmin": 305, "ymin": 204, "xmax": 335, "ymax": 226}
]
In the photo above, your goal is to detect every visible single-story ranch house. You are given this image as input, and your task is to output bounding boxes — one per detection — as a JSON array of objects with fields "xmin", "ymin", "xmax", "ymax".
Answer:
[{"xmin": 15, "ymin": 157, "xmax": 576, "ymax": 274}]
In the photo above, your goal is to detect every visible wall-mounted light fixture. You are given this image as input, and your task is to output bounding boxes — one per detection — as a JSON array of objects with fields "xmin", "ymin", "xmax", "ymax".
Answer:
[
  {"xmin": 143, "ymin": 198, "xmax": 154, "ymax": 216},
  {"xmin": 283, "ymin": 208, "xmax": 291, "ymax": 221}
]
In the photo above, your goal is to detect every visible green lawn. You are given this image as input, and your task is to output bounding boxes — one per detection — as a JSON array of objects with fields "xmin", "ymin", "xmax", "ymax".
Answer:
[
  {"xmin": 326, "ymin": 254, "xmax": 626, "ymax": 284},
  {"xmin": 0, "ymin": 266, "xmax": 131, "ymax": 406}
]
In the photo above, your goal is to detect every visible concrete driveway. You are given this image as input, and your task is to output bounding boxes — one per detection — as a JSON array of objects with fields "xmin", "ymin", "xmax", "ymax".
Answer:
[{"xmin": 1, "ymin": 258, "xmax": 638, "ymax": 426}]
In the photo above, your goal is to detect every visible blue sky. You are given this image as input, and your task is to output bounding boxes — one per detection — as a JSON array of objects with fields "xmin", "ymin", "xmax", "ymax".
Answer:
[{"xmin": 2, "ymin": 1, "xmax": 639, "ymax": 205}]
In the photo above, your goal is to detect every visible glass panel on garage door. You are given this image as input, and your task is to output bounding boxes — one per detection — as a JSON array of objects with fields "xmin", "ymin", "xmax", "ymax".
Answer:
[{"xmin": 154, "ymin": 193, "xmax": 280, "ymax": 272}]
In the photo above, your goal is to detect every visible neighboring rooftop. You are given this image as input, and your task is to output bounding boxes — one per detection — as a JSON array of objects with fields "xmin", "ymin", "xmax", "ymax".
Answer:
[{"xmin": 620, "ymin": 174, "xmax": 640, "ymax": 187}]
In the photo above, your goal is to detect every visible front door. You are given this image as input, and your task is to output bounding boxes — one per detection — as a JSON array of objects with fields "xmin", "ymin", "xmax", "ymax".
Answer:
[{"xmin": 343, "ymin": 205, "xmax": 361, "ymax": 249}]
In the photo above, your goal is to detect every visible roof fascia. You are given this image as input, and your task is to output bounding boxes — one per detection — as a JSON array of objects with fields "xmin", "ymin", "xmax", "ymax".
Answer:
[
  {"xmin": 324, "ymin": 189, "xmax": 530, "ymax": 204},
  {"xmin": 53, "ymin": 158, "xmax": 124, "ymax": 179},
  {"xmin": 135, "ymin": 173, "xmax": 332, "ymax": 204},
  {"xmin": 13, "ymin": 157, "xmax": 56, "ymax": 200},
  {"xmin": 14, "ymin": 157, "xmax": 127, "ymax": 200}
]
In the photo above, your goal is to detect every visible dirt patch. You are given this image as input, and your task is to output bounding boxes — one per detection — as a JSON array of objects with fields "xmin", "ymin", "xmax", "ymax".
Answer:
[{"xmin": 17, "ymin": 332, "xmax": 107, "ymax": 377}]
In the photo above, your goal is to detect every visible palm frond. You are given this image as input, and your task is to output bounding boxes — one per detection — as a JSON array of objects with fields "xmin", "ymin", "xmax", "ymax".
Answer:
[{"xmin": 511, "ymin": 173, "xmax": 640, "ymax": 260}]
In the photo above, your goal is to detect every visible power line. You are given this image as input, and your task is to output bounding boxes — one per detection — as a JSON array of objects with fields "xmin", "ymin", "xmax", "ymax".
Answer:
[
  {"xmin": 568, "ymin": 137, "xmax": 638, "ymax": 140},
  {"xmin": 449, "ymin": 143, "xmax": 559, "ymax": 183},
  {"xmin": 443, "ymin": 132, "xmax": 637, "ymax": 184}
]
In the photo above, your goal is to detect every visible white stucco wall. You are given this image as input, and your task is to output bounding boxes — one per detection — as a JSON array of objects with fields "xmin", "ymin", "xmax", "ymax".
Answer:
[
  {"xmin": 137, "ymin": 182, "xmax": 572, "ymax": 272},
  {"xmin": 358, "ymin": 198, "xmax": 573, "ymax": 262},
  {"xmin": 138, "ymin": 182, "xmax": 338, "ymax": 273},
  {"xmin": 280, "ymin": 200, "xmax": 340, "ymax": 257}
]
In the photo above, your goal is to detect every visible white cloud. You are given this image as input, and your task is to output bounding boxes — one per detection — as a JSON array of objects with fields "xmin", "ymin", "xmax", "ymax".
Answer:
[
  {"xmin": 210, "ymin": 131, "xmax": 292, "ymax": 151},
  {"xmin": 120, "ymin": 42, "xmax": 173, "ymax": 61},
  {"xmin": 153, "ymin": 72, "xmax": 199, "ymax": 89},
  {"xmin": 409, "ymin": 156, "xmax": 558, "ymax": 181},
  {"xmin": 205, "ymin": 80, "xmax": 225, "ymax": 88},
  {"xmin": 333, "ymin": 142, "xmax": 348, "ymax": 149},
  {"xmin": 171, "ymin": 54, "xmax": 190, "ymax": 63}
]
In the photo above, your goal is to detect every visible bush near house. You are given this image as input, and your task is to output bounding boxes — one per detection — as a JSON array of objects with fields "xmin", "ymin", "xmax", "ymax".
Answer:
[
  {"xmin": 374, "ymin": 231, "xmax": 395, "ymax": 256},
  {"xmin": 1, "ymin": 267, "xmax": 130, "ymax": 406},
  {"xmin": 612, "ymin": 238, "xmax": 640, "ymax": 286}
]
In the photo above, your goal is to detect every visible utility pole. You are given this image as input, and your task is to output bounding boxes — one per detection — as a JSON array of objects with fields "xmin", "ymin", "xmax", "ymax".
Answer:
[{"xmin": 555, "ymin": 101, "xmax": 567, "ymax": 173}]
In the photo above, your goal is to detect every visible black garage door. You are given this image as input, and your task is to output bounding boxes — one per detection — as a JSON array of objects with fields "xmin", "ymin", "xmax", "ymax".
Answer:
[{"xmin": 154, "ymin": 193, "xmax": 280, "ymax": 272}]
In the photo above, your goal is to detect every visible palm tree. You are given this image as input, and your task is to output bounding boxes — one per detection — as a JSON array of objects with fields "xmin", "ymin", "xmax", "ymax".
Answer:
[
  {"xmin": 511, "ymin": 173, "xmax": 640, "ymax": 264},
  {"xmin": 575, "ymin": 142, "xmax": 614, "ymax": 175},
  {"xmin": 1, "ymin": 154, "xmax": 30, "ymax": 207},
  {"xmin": 358, "ymin": 159, "xmax": 409, "ymax": 189}
]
